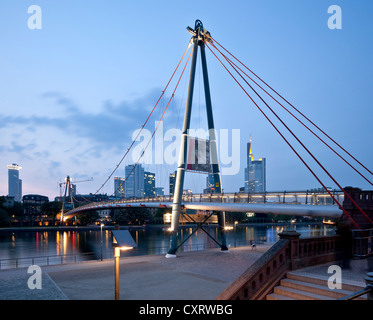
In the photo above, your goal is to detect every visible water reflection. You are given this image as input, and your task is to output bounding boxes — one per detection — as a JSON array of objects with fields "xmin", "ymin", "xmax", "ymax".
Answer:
[{"xmin": 0, "ymin": 224, "xmax": 336, "ymax": 262}]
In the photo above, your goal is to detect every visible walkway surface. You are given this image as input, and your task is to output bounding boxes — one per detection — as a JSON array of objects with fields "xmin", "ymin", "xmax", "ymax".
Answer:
[
  {"xmin": 0, "ymin": 244, "xmax": 371, "ymax": 300},
  {"xmin": 0, "ymin": 245, "xmax": 270, "ymax": 300}
]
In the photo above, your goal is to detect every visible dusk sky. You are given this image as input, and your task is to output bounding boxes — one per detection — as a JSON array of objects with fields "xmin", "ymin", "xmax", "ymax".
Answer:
[{"xmin": 1, "ymin": 1, "xmax": 372, "ymax": 200}]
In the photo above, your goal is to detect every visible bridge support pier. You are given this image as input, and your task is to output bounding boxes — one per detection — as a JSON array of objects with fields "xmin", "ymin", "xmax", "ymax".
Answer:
[{"xmin": 166, "ymin": 20, "xmax": 228, "ymax": 257}]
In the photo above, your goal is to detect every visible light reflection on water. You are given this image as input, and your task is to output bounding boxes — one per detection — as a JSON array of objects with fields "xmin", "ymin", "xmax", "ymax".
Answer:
[{"xmin": 0, "ymin": 224, "xmax": 336, "ymax": 262}]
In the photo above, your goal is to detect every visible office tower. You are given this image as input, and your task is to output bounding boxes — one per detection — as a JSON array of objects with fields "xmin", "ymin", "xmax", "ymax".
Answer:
[
  {"xmin": 203, "ymin": 173, "xmax": 216, "ymax": 193},
  {"xmin": 144, "ymin": 171, "xmax": 155, "ymax": 197},
  {"xmin": 206, "ymin": 173, "xmax": 214, "ymax": 189},
  {"xmin": 169, "ymin": 171, "xmax": 177, "ymax": 196},
  {"xmin": 114, "ymin": 177, "xmax": 125, "ymax": 198},
  {"xmin": 7, "ymin": 164, "xmax": 22, "ymax": 202},
  {"xmin": 69, "ymin": 184, "xmax": 77, "ymax": 197},
  {"xmin": 124, "ymin": 164, "xmax": 144, "ymax": 198},
  {"xmin": 244, "ymin": 138, "xmax": 266, "ymax": 193},
  {"xmin": 155, "ymin": 187, "xmax": 164, "ymax": 196}
]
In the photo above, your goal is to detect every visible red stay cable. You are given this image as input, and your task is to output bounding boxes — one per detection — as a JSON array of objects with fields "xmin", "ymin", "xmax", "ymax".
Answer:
[
  {"xmin": 113, "ymin": 47, "xmax": 194, "ymax": 197},
  {"xmin": 209, "ymin": 43, "xmax": 373, "ymax": 226},
  {"xmin": 209, "ymin": 41, "xmax": 373, "ymax": 187},
  {"xmin": 210, "ymin": 36, "xmax": 373, "ymax": 179},
  {"xmin": 96, "ymin": 43, "xmax": 192, "ymax": 195},
  {"xmin": 206, "ymin": 43, "xmax": 363, "ymax": 230}
]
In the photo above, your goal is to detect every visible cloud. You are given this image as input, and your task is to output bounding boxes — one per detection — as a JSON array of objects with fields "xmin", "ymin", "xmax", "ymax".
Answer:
[
  {"xmin": 0, "ymin": 88, "xmax": 186, "ymax": 198},
  {"xmin": 0, "ymin": 89, "xmax": 167, "ymax": 152},
  {"xmin": 6, "ymin": 142, "xmax": 36, "ymax": 160}
]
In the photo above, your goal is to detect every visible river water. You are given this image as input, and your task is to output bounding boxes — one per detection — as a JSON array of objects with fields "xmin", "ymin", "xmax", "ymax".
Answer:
[{"xmin": 0, "ymin": 223, "xmax": 336, "ymax": 269}]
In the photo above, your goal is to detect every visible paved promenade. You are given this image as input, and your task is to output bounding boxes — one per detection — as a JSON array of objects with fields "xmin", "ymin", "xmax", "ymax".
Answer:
[
  {"xmin": 1, "ymin": 244, "xmax": 371, "ymax": 300},
  {"xmin": 0, "ymin": 245, "xmax": 270, "ymax": 300}
]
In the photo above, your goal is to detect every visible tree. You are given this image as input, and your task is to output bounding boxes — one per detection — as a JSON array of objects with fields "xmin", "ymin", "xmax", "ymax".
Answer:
[
  {"xmin": 41, "ymin": 201, "xmax": 62, "ymax": 225},
  {"xmin": 77, "ymin": 211, "xmax": 99, "ymax": 225},
  {"xmin": 7, "ymin": 202, "xmax": 24, "ymax": 226},
  {"xmin": 225, "ymin": 211, "xmax": 247, "ymax": 224},
  {"xmin": 112, "ymin": 208, "xmax": 151, "ymax": 225},
  {"xmin": 0, "ymin": 208, "xmax": 10, "ymax": 227}
]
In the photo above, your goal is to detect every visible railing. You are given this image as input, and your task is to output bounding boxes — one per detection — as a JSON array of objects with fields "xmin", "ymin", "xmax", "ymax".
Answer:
[
  {"xmin": 117, "ymin": 190, "xmax": 344, "ymax": 206},
  {"xmin": 0, "ymin": 252, "xmax": 97, "ymax": 270},
  {"xmin": 0, "ymin": 238, "xmax": 265, "ymax": 270},
  {"xmin": 67, "ymin": 190, "xmax": 343, "ymax": 217},
  {"xmin": 216, "ymin": 232, "xmax": 343, "ymax": 300},
  {"xmin": 216, "ymin": 238, "xmax": 290, "ymax": 300},
  {"xmin": 352, "ymin": 228, "xmax": 373, "ymax": 258},
  {"xmin": 339, "ymin": 284, "xmax": 373, "ymax": 300}
]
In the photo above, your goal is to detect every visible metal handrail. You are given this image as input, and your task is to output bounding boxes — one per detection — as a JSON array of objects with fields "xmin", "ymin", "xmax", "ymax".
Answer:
[
  {"xmin": 338, "ymin": 285, "xmax": 373, "ymax": 300},
  {"xmin": 0, "ymin": 252, "xmax": 96, "ymax": 270},
  {"xmin": 0, "ymin": 238, "xmax": 263, "ymax": 270}
]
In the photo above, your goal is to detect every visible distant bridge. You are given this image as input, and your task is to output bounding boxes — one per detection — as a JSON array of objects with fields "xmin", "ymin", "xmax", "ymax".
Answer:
[{"xmin": 63, "ymin": 190, "xmax": 344, "ymax": 220}]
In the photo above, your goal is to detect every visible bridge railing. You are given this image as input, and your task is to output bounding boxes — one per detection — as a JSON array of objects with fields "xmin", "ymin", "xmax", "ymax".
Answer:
[
  {"xmin": 65, "ymin": 190, "xmax": 344, "ymax": 217},
  {"xmin": 118, "ymin": 190, "xmax": 344, "ymax": 205}
]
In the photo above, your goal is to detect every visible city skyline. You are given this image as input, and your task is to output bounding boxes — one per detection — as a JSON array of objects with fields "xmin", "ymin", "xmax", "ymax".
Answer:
[{"xmin": 1, "ymin": 2, "xmax": 373, "ymax": 200}]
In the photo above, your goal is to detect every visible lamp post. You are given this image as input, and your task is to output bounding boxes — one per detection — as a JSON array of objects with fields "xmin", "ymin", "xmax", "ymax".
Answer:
[
  {"xmin": 234, "ymin": 221, "xmax": 238, "ymax": 248},
  {"xmin": 100, "ymin": 223, "xmax": 104, "ymax": 261},
  {"xmin": 114, "ymin": 245, "xmax": 121, "ymax": 300},
  {"xmin": 112, "ymin": 230, "xmax": 137, "ymax": 300}
]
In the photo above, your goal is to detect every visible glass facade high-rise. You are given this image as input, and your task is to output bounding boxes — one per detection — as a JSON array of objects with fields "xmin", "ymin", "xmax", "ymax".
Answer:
[
  {"xmin": 7, "ymin": 163, "xmax": 22, "ymax": 202},
  {"xmin": 114, "ymin": 177, "xmax": 125, "ymax": 198},
  {"xmin": 144, "ymin": 171, "xmax": 155, "ymax": 197},
  {"xmin": 169, "ymin": 171, "xmax": 177, "ymax": 196},
  {"xmin": 124, "ymin": 164, "xmax": 144, "ymax": 198},
  {"xmin": 155, "ymin": 187, "xmax": 164, "ymax": 196},
  {"xmin": 244, "ymin": 139, "xmax": 266, "ymax": 193}
]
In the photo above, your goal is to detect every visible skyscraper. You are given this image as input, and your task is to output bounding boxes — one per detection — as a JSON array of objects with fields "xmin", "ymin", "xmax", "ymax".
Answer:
[
  {"xmin": 155, "ymin": 187, "xmax": 164, "ymax": 196},
  {"xmin": 144, "ymin": 171, "xmax": 155, "ymax": 197},
  {"xmin": 7, "ymin": 164, "xmax": 22, "ymax": 202},
  {"xmin": 203, "ymin": 173, "xmax": 216, "ymax": 193},
  {"xmin": 244, "ymin": 138, "xmax": 266, "ymax": 193},
  {"xmin": 124, "ymin": 164, "xmax": 144, "ymax": 198},
  {"xmin": 114, "ymin": 177, "xmax": 125, "ymax": 198},
  {"xmin": 169, "ymin": 171, "xmax": 177, "ymax": 196}
]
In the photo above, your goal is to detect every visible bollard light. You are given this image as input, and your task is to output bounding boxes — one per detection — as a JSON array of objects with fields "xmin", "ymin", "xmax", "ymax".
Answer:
[{"xmin": 112, "ymin": 230, "xmax": 137, "ymax": 300}]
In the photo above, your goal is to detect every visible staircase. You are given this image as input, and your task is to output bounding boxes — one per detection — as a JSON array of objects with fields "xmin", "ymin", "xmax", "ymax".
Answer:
[{"xmin": 266, "ymin": 271, "xmax": 367, "ymax": 300}]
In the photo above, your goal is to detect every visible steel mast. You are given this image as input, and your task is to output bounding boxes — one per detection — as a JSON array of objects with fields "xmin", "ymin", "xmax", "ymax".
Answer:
[{"xmin": 166, "ymin": 20, "xmax": 228, "ymax": 257}]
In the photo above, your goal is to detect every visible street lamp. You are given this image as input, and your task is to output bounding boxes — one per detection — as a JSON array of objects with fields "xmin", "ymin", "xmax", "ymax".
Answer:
[
  {"xmin": 112, "ymin": 230, "xmax": 137, "ymax": 300},
  {"xmin": 234, "ymin": 221, "xmax": 238, "ymax": 248},
  {"xmin": 100, "ymin": 223, "xmax": 104, "ymax": 261}
]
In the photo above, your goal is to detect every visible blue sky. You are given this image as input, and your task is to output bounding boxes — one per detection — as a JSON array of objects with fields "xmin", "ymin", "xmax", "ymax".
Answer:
[{"xmin": 1, "ymin": 1, "xmax": 372, "ymax": 200}]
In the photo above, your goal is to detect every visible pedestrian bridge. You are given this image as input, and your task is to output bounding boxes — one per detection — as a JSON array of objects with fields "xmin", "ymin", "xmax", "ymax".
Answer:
[{"xmin": 63, "ymin": 190, "xmax": 344, "ymax": 220}]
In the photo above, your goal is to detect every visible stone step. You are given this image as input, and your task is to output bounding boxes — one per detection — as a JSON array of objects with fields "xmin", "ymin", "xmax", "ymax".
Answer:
[
  {"xmin": 280, "ymin": 278, "xmax": 366, "ymax": 300},
  {"xmin": 266, "ymin": 271, "xmax": 368, "ymax": 300},
  {"xmin": 286, "ymin": 271, "xmax": 366, "ymax": 292},
  {"xmin": 266, "ymin": 292, "xmax": 296, "ymax": 300},
  {"xmin": 273, "ymin": 285, "xmax": 335, "ymax": 300}
]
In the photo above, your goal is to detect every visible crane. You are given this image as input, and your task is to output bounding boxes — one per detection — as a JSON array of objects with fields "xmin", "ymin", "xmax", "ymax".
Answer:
[{"xmin": 58, "ymin": 176, "xmax": 94, "ymax": 225}]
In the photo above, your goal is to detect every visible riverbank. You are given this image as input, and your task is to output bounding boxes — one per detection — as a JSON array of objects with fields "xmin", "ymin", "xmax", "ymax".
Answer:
[{"xmin": 0, "ymin": 222, "xmax": 330, "ymax": 233}]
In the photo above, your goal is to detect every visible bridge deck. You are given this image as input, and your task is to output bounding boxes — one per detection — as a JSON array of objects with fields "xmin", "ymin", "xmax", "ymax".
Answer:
[{"xmin": 64, "ymin": 198, "xmax": 343, "ymax": 219}]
